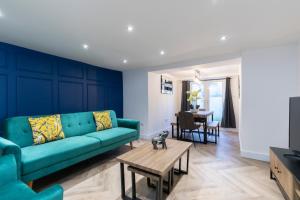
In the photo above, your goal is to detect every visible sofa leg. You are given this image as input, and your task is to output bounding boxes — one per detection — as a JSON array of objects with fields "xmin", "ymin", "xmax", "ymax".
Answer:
[
  {"xmin": 130, "ymin": 141, "xmax": 133, "ymax": 150},
  {"xmin": 27, "ymin": 181, "xmax": 33, "ymax": 188}
]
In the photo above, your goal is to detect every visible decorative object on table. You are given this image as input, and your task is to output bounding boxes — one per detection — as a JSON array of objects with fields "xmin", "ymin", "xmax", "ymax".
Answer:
[
  {"xmin": 187, "ymin": 89, "xmax": 201, "ymax": 112},
  {"xmin": 161, "ymin": 75, "xmax": 173, "ymax": 94},
  {"xmin": 152, "ymin": 131, "xmax": 169, "ymax": 149}
]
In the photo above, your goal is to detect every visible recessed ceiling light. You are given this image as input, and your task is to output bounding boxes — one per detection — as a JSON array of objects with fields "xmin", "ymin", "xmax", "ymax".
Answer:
[
  {"xmin": 220, "ymin": 35, "xmax": 228, "ymax": 41},
  {"xmin": 127, "ymin": 25, "xmax": 134, "ymax": 32},
  {"xmin": 123, "ymin": 59, "xmax": 128, "ymax": 64},
  {"xmin": 160, "ymin": 50, "xmax": 165, "ymax": 55},
  {"xmin": 82, "ymin": 44, "xmax": 89, "ymax": 49}
]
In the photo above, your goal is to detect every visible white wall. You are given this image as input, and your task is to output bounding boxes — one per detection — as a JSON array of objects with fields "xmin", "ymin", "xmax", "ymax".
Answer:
[
  {"xmin": 123, "ymin": 71, "xmax": 180, "ymax": 138},
  {"xmin": 240, "ymin": 43, "xmax": 300, "ymax": 161},
  {"xmin": 147, "ymin": 73, "xmax": 180, "ymax": 138},
  {"xmin": 123, "ymin": 42, "xmax": 300, "ymax": 162},
  {"xmin": 123, "ymin": 69, "xmax": 149, "ymax": 137}
]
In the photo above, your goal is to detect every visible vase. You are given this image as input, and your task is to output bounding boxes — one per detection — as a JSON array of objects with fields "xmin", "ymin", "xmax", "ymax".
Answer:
[{"xmin": 190, "ymin": 101, "xmax": 198, "ymax": 113}]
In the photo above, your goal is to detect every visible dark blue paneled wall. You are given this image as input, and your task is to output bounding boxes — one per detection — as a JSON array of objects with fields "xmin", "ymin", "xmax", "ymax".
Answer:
[{"xmin": 0, "ymin": 42, "xmax": 123, "ymax": 135}]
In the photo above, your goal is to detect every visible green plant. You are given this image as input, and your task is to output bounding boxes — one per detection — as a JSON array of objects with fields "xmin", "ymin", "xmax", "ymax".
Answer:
[{"xmin": 187, "ymin": 89, "xmax": 200, "ymax": 102}]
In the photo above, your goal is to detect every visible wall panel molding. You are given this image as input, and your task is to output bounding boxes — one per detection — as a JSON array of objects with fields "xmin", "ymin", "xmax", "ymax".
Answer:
[
  {"xmin": 87, "ymin": 83, "xmax": 106, "ymax": 111},
  {"xmin": 0, "ymin": 42, "xmax": 123, "ymax": 135},
  {"xmin": 58, "ymin": 60, "xmax": 84, "ymax": 79},
  {"xmin": 58, "ymin": 80, "xmax": 84, "ymax": 113},
  {"xmin": 0, "ymin": 49, "xmax": 7, "ymax": 69},
  {"xmin": 86, "ymin": 67, "xmax": 105, "ymax": 82},
  {"xmin": 16, "ymin": 52, "xmax": 53, "ymax": 74},
  {"xmin": 16, "ymin": 76, "xmax": 54, "ymax": 116}
]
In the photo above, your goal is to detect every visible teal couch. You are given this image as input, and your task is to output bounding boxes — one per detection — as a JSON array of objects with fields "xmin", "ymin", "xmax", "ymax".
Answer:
[
  {"xmin": 1, "ymin": 110, "xmax": 140, "ymax": 183},
  {"xmin": 0, "ymin": 138, "xmax": 63, "ymax": 200}
]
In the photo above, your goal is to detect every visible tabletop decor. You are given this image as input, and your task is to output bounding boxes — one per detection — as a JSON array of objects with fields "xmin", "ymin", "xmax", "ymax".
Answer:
[
  {"xmin": 152, "ymin": 131, "xmax": 169, "ymax": 149},
  {"xmin": 187, "ymin": 89, "xmax": 201, "ymax": 112}
]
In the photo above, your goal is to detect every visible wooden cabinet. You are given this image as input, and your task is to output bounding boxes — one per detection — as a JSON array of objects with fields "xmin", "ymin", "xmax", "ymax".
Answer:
[{"xmin": 270, "ymin": 148, "xmax": 300, "ymax": 200}]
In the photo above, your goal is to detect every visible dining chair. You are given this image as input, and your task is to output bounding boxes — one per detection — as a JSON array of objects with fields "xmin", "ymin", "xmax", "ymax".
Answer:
[
  {"xmin": 178, "ymin": 111, "xmax": 201, "ymax": 144},
  {"xmin": 194, "ymin": 108, "xmax": 206, "ymax": 129},
  {"xmin": 207, "ymin": 121, "xmax": 219, "ymax": 144}
]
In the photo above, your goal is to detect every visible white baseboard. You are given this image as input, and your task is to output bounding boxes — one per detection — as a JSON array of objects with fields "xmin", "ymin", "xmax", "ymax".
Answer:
[{"xmin": 240, "ymin": 150, "xmax": 269, "ymax": 162}]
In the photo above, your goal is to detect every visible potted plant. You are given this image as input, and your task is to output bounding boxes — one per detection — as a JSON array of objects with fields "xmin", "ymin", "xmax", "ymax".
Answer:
[{"xmin": 187, "ymin": 89, "xmax": 201, "ymax": 112}]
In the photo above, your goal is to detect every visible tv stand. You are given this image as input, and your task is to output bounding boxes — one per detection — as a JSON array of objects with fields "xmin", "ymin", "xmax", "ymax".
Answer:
[
  {"xmin": 284, "ymin": 153, "xmax": 300, "ymax": 160},
  {"xmin": 270, "ymin": 147, "xmax": 300, "ymax": 200}
]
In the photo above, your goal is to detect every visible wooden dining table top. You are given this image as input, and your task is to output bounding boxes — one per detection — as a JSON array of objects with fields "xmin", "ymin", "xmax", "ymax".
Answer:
[{"xmin": 175, "ymin": 110, "xmax": 214, "ymax": 118}]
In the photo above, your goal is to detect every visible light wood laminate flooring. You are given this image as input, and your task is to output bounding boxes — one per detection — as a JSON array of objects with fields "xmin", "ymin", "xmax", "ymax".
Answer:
[{"xmin": 35, "ymin": 130, "xmax": 283, "ymax": 200}]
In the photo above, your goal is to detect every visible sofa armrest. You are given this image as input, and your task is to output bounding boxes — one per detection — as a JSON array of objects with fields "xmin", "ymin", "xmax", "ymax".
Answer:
[
  {"xmin": 0, "ymin": 137, "xmax": 21, "ymax": 178},
  {"xmin": 117, "ymin": 118, "xmax": 140, "ymax": 135},
  {"xmin": 33, "ymin": 184, "xmax": 64, "ymax": 200},
  {"xmin": 0, "ymin": 154, "xmax": 18, "ymax": 186}
]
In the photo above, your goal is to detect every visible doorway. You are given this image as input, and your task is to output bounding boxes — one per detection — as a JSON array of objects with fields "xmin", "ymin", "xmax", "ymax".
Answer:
[{"xmin": 191, "ymin": 80, "xmax": 225, "ymax": 122}]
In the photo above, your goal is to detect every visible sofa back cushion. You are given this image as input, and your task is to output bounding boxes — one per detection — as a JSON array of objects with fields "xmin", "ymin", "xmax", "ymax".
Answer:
[
  {"xmin": 60, "ymin": 112, "xmax": 96, "ymax": 137},
  {"xmin": 3, "ymin": 110, "xmax": 118, "ymax": 148},
  {"xmin": 4, "ymin": 116, "xmax": 34, "ymax": 148},
  {"xmin": 61, "ymin": 110, "xmax": 117, "ymax": 137}
]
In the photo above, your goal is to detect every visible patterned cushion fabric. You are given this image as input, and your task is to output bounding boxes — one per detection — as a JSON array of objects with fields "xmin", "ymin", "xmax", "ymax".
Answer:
[
  {"xmin": 93, "ymin": 111, "xmax": 112, "ymax": 131},
  {"xmin": 28, "ymin": 115, "xmax": 65, "ymax": 145}
]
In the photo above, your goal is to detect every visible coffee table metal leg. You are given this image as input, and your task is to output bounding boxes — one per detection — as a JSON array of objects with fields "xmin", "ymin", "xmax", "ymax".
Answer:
[
  {"xmin": 156, "ymin": 176, "xmax": 163, "ymax": 200},
  {"xmin": 120, "ymin": 163, "xmax": 125, "ymax": 199},
  {"xmin": 131, "ymin": 171, "xmax": 136, "ymax": 199},
  {"xmin": 147, "ymin": 177, "xmax": 151, "ymax": 187},
  {"xmin": 168, "ymin": 170, "xmax": 172, "ymax": 193},
  {"xmin": 171, "ymin": 167, "xmax": 174, "ymax": 186},
  {"xmin": 179, "ymin": 158, "xmax": 181, "ymax": 173},
  {"xmin": 174, "ymin": 150, "xmax": 190, "ymax": 175}
]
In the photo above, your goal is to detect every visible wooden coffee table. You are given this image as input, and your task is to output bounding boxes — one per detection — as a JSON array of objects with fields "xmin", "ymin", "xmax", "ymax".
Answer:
[{"xmin": 117, "ymin": 139, "xmax": 192, "ymax": 200}]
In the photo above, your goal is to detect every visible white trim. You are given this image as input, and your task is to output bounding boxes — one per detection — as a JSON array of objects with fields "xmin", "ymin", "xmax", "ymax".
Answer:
[{"xmin": 240, "ymin": 150, "xmax": 269, "ymax": 162}]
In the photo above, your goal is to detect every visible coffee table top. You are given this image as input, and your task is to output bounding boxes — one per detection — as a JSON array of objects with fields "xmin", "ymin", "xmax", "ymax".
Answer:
[{"xmin": 117, "ymin": 139, "xmax": 192, "ymax": 176}]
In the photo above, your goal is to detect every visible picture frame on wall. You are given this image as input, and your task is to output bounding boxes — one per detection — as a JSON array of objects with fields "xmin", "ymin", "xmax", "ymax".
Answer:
[{"xmin": 161, "ymin": 75, "xmax": 173, "ymax": 94}]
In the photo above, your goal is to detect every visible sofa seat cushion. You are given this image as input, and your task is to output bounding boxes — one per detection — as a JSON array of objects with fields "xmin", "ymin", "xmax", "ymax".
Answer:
[
  {"xmin": 0, "ymin": 181, "xmax": 36, "ymax": 200},
  {"xmin": 21, "ymin": 136, "xmax": 100, "ymax": 175},
  {"xmin": 85, "ymin": 127, "xmax": 137, "ymax": 146}
]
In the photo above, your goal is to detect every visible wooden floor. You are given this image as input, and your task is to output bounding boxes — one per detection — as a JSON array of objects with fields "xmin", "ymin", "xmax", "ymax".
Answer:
[{"xmin": 35, "ymin": 130, "xmax": 284, "ymax": 200}]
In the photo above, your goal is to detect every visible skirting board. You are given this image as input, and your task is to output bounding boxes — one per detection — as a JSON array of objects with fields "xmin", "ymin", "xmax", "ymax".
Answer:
[{"xmin": 240, "ymin": 150, "xmax": 269, "ymax": 162}]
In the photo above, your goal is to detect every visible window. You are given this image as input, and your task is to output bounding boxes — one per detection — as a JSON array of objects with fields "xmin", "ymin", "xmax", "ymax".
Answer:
[{"xmin": 190, "ymin": 80, "xmax": 224, "ymax": 122}]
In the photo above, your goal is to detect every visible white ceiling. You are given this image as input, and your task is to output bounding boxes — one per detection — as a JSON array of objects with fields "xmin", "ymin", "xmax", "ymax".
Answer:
[
  {"xmin": 157, "ymin": 58, "xmax": 241, "ymax": 80},
  {"xmin": 0, "ymin": 0, "xmax": 300, "ymax": 71}
]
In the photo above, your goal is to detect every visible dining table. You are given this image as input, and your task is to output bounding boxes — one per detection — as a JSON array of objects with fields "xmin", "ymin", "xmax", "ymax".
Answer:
[{"xmin": 175, "ymin": 110, "xmax": 214, "ymax": 144}]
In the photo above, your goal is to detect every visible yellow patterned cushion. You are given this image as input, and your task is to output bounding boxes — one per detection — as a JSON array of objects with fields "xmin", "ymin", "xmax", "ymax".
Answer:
[
  {"xmin": 28, "ymin": 115, "xmax": 65, "ymax": 145},
  {"xmin": 93, "ymin": 111, "xmax": 112, "ymax": 131}
]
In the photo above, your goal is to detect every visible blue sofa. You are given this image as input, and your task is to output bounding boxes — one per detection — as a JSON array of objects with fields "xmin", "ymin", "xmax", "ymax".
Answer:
[
  {"xmin": 0, "ymin": 138, "xmax": 63, "ymax": 200},
  {"xmin": 1, "ymin": 110, "xmax": 140, "ymax": 183}
]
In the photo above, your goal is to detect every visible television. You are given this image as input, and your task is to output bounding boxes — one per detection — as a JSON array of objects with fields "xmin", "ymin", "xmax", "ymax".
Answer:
[{"xmin": 288, "ymin": 97, "xmax": 300, "ymax": 157}]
